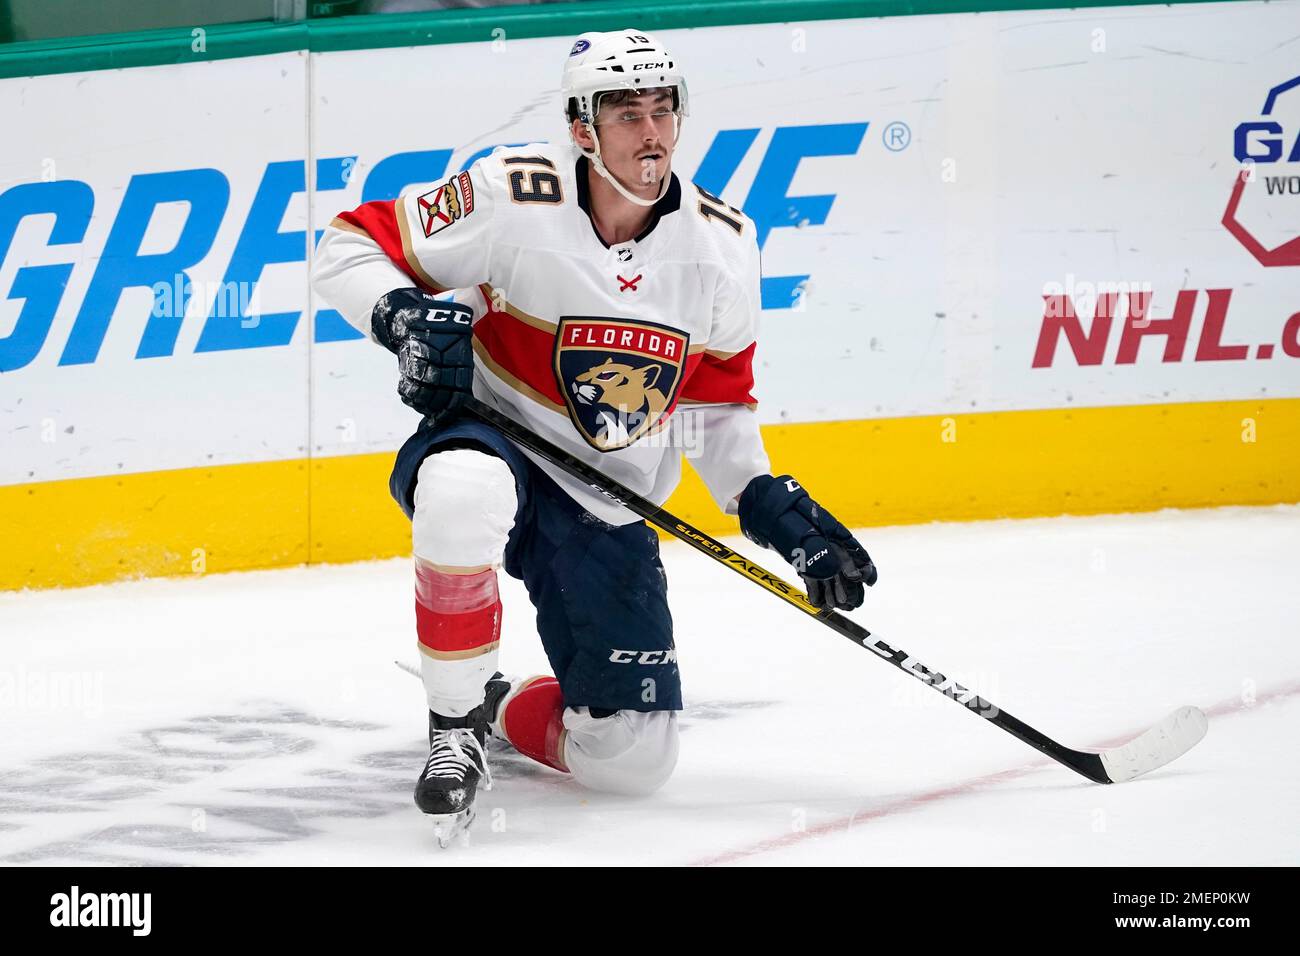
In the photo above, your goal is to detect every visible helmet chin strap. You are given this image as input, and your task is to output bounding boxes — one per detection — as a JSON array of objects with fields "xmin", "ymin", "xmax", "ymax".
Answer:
[{"xmin": 581, "ymin": 115, "xmax": 680, "ymax": 208}]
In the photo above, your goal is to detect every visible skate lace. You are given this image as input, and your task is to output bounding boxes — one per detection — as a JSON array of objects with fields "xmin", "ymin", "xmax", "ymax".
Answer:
[{"xmin": 423, "ymin": 728, "xmax": 493, "ymax": 790}]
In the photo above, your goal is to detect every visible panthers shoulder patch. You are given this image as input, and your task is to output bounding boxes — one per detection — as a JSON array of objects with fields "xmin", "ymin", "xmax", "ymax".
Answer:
[{"xmin": 416, "ymin": 171, "xmax": 475, "ymax": 238}]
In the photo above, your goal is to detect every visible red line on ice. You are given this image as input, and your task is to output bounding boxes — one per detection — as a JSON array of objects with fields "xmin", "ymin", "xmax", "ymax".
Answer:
[{"xmin": 688, "ymin": 679, "xmax": 1300, "ymax": 867}]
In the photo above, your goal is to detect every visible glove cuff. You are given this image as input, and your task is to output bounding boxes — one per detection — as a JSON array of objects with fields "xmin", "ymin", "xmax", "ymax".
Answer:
[
  {"xmin": 738, "ymin": 474, "xmax": 810, "ymax": 551},
  {"xmin": 737, "ymin": 474, "xmax": 775, "ymax": 547}
]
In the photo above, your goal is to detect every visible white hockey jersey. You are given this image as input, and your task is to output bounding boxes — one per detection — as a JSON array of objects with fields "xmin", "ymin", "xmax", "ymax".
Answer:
[{"xmin": 312, "ymin": 141, "xmax": 770, "ymax": 525}]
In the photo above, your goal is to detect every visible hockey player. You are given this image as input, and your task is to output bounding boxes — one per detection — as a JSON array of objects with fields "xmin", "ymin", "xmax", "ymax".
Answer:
[{"xmin": 312, "ymin": 29, "xmax": 877, "ymax": 843}]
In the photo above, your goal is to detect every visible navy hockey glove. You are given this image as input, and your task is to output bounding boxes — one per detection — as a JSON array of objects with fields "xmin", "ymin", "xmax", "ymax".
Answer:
[
  {"xmin": 371, "ymin": 288, "xmax": 474, "ymax": 424},
  {"xmin": 738, "ymin": 474, "xmax": 878, "ymax": 611}
]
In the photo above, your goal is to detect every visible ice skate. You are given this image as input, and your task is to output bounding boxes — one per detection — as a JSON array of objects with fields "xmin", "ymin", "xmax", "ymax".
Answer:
[{"xmin": 415, "ymin": 711, "xmax": 492, "ymax": 848}]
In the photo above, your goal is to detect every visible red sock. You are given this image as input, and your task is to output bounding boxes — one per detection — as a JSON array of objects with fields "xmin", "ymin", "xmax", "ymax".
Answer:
[
  {"xmin": 414, "ymin": 564, "xmax": 501, "ymax": 660},
  {"xmin": 500, "ymin": 677, "xmax": 569, "ymax": 772}
]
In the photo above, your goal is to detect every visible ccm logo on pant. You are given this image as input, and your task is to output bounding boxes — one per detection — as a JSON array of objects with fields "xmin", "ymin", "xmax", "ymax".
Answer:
[{"xmin": 608, "ymin": 649, "xmax": 678, "ymax": 665}]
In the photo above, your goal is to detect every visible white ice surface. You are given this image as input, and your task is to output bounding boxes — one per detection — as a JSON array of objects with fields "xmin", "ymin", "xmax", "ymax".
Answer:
[{"xmin": 1, "ymin": 505, "xmax": 1297, "ymax": 866}]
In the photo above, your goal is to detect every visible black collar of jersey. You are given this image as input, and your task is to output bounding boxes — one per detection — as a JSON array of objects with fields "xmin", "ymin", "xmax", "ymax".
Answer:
[{"xmin": 575, "ymin": 155, "xmax": 682, "ymax": 249}]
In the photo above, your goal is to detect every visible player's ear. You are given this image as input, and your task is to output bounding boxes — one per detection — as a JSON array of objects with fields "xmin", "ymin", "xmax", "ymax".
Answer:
[{"xmin": 571, "ymin": 119, "xmax": 595, "ymax": 151}]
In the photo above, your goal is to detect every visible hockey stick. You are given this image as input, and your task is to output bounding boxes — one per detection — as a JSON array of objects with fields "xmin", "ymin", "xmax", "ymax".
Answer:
[{"xmin": 462, "ymin": 398, "xmax": 1207, "ymax": 784}]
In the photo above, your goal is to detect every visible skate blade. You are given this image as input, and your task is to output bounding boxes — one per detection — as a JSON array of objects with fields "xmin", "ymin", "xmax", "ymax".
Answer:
[{"xmin": 428, "ymin": 808, "xmax": 475, "ymax": 849}]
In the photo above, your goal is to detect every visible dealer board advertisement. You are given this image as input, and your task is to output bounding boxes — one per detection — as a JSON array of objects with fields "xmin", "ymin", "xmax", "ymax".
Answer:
[{"xmin": 2, "ymin": 0, "xmax": 1297, "ymax": 586}]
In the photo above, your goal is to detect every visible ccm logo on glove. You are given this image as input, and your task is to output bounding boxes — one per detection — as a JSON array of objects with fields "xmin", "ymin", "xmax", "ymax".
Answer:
[{"xmin": 426, "ymin": 305, "xmax": 471, "ymax": 325}]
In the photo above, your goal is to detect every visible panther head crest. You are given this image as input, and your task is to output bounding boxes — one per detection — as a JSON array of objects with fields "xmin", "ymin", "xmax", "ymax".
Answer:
[{"xmin": 570, "ymin": 357, "xmax": 669, "ymax": 448}]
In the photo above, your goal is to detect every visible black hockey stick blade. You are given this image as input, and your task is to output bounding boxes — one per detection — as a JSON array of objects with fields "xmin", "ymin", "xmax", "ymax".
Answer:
[{"xmin": 463, "ymin": 398, "xmax": 1208, "ymax": 784}]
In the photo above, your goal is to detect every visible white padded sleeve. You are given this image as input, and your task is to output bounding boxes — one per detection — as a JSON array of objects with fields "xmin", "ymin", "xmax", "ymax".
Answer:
[
  {"xmin": 562, "ymin": 708, "xmax": 679, "ymax": 796},
  {"xmin": 412, "ymin": 449, "xmax": 518, "ymax": 569}
]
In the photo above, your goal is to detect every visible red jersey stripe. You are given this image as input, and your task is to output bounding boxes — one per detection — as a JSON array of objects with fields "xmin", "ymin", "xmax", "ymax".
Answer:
[
  {"xmin": 336, "ymin": 200, "xmax": 447, "ymax": 294},
  {"xmin": 473, "ymin": 305, "xmax": 565, "ymax": 407},
  {"xmin": 679, "ymin": 342, "xmax": 757, "ymax": 405}
]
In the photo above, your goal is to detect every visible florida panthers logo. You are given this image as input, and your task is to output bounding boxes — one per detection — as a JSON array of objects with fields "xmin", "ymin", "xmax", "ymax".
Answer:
[{"xmin": 554, "ymin": 317, "xmax": 689, "ymax": 451}]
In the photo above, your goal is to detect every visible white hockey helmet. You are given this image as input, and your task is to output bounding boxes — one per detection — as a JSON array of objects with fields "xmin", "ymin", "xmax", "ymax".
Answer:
[
  {"xmin": 561, "ymin": 29, "xmax": 689, "ymax": 126},
  {"xmin": 561, "ymin": 29, "xmax": 689, "ymax": 207}
]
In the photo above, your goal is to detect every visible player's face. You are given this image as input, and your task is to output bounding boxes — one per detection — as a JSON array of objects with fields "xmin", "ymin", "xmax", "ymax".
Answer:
[{"xmin": 586, "ymin": 88, "xmax": 678, "ymax": 196}]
